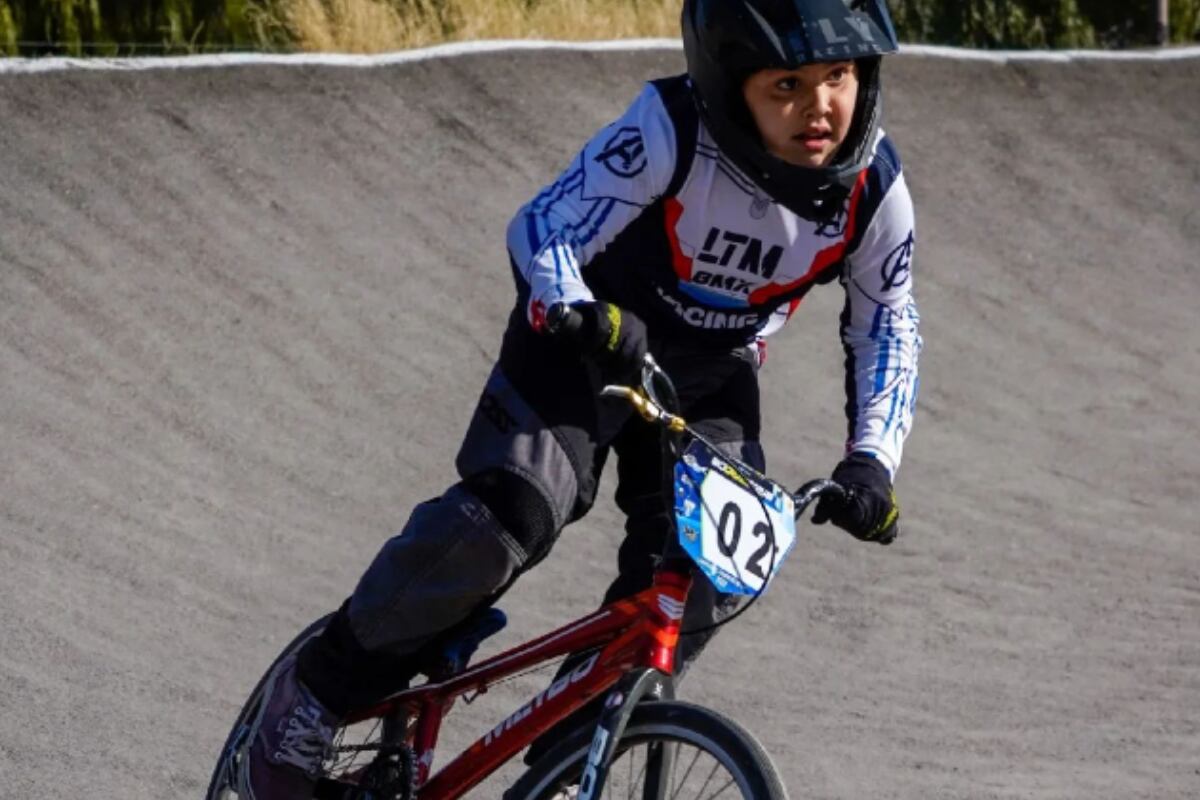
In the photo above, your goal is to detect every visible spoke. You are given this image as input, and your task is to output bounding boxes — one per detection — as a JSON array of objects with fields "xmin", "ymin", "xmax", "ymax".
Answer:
[
  {"xmin": 690, "ymin": 759, "xmax": 721, "ymax": 800},
  {"xmin": 329, "ymin": 717, "xmax": 384, "ymax": 778},
  {"xmin": 669, "ymin": 745, "xmax": 702, "ymax": 800},
  {"xmin": 626, "ymin": 742, "xmax": 634, "ymax": 800},
  {"xmin": 700, "ymin": 776, "xmax": 736, "ymax": 800},
  {"xmin": 630, "ymin": 746, "xmax": 648, "ymax": 800}
]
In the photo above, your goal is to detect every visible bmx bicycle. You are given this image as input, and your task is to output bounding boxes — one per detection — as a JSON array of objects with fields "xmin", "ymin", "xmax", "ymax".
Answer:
[{"xmin": 207, "ymin": 314, "xmax": 847, "ymax": 800}]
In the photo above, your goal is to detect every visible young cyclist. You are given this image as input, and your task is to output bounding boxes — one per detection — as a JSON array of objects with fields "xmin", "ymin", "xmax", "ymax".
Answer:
[{"xmin": 238, "ymin": 1, "xmax": 921, "ymax": 796}]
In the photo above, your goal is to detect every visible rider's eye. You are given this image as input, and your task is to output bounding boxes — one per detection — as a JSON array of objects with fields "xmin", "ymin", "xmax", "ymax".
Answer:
[{"xmin": 775, "ymin": 77, "xmax": 798, "ymax": 92}]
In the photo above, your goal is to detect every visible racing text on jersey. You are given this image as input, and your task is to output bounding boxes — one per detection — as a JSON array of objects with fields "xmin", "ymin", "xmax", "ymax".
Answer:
[{"xmin": 656, "ymin": 286, "xmax": 760, "ymax": 330}]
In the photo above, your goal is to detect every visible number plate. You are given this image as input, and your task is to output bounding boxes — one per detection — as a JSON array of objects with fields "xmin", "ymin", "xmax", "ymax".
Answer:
[{"xmin": 673, "ymin": 439, "xmax": 796, "ymax": 596}]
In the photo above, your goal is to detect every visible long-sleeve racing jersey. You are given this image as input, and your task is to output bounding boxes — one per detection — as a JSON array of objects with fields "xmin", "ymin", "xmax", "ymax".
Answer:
[{"xmin": 506, "ymin": 75, "xmax": 922, "ymax": 477}]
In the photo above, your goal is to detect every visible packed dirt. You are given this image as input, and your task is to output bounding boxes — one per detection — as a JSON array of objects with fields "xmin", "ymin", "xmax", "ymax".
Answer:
[{"xmin": 1, "ymin": 46, "xmax": 1197, "ymax": 799}]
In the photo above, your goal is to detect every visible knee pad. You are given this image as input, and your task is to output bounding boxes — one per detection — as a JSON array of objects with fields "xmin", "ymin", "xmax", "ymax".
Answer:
[
  {"xmin": 463, "ymin": 469, "xmax": 559, "ymax": 565},
  {"xmin": 346, "ymin": 484, "xmax": 527, "ymax": 653}
]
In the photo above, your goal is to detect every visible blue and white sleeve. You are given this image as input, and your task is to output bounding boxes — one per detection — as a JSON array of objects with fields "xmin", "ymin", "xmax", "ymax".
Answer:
[
  {"xmin": 840, "ymin": 172, "xmax": 923, "ymax": 478},
  {"xmin": 506, "ymin": 83, "xmax": 677, "ymax": 327}
]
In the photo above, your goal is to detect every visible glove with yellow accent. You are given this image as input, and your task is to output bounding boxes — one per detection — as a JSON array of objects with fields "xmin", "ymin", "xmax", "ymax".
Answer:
[
  {"xmin": 811, "ymin": 452, "xmax": 900, "ymax": 545},
  {"xmin": 546, "ymin": 301, "xmax": 648, "ymax": 381}
]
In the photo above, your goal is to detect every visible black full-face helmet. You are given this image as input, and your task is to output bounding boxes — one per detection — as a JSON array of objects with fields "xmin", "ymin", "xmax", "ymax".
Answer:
[{"xmin": 682, "ymin": 0, "xmax": 899, "ymax": 221}]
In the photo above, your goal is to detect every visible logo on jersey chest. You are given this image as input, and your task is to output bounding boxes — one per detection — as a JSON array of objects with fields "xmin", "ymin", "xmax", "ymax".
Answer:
[
  {"xmin": 692, "ymin": 271, "xmax": 753, "ymax": 295},
  {"xmin": 749, "ymin": 192, "xmax": 771, "ymax": 220},
  {"xmin": 696, "ymin": 227, "xmax": 783, "ymax": 279},
  {"xmin": 814, "ymin": 203, "xmax": 849, "ymax": 239}
]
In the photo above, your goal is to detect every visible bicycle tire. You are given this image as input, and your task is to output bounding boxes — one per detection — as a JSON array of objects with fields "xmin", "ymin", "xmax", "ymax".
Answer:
[
  {"xmin": 507, "ymin": 700, "xmax": 788, "ymax": 800},
  {"xmin": 205, "ymin": 614, "xmax": 332, "ymax": 800}
]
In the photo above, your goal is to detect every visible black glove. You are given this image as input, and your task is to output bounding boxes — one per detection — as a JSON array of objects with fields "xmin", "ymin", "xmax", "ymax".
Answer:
[
  {"xmin": 546, "ymin": 301, "xmax": 648, "ymax": 380},
  {"xmin": 811, "ymin": 452, "xmax": 900, "ymax": 545}
]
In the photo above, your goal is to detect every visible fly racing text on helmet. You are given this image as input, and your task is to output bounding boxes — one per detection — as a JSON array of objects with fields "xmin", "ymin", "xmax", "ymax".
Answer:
[{"xmin": 682, "ymin": 0, "xmax": 899, "ymax": 222}]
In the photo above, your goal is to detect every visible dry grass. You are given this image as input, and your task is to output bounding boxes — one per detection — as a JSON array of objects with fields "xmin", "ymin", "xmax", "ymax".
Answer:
[{"xmin": 260, "ymin": 0, "xmax": 682, "ymax": 53}]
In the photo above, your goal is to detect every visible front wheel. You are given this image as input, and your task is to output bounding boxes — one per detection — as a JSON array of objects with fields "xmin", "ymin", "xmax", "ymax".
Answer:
[{"xmin": 508, "ymin": 700, "xmax": 788, "ymax": 800}]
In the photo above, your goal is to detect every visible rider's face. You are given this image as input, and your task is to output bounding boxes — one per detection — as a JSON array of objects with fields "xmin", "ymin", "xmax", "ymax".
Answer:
[{"xmin": 742, "ymin": 61, "xmax": 860, "ymax": 168}]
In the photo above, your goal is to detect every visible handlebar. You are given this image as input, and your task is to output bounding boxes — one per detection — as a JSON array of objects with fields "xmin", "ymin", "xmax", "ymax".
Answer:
[
  {"xmin": 598, "ymin": 383, "xmax": 686, "ymax": 433},
  {"xmin": 791, "ymin": 479, "xmax": 845, "ymax": 521},
  {"xmin": 547, "ymin": 301, "xmax": 859, "ymax": 634},
  {"xmin": 548, "ymin": 302, "xmax": 848, "ymax": 522},
  {"xmin": 545, "ymin": 302, "xmax": 585, "ymax": 339}
]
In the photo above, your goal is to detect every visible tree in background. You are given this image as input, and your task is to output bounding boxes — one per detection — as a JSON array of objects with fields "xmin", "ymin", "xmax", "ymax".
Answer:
[
  {"xmin": 1074, "ymin": 0, "xmax": 1200, "ymax": 45},
  {"xmin": 890, "ymin": 0, "xmax": 1196, "ymax": 46}
]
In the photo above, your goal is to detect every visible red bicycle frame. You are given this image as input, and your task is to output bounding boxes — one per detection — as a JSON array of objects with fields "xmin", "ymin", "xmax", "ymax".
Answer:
[{"xmin": 341, "ymin": 565, "xmax": 693, "ymax": 800}]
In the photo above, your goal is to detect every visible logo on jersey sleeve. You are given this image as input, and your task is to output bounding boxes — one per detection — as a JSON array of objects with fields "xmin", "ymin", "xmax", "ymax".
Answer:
[
  {"xmin": 594, "ymin": 127, "xmax": 647, "ymax": 178},
  {"xmin": 880, "ymin": 231, "xmax": 914, "ymax": 291}
]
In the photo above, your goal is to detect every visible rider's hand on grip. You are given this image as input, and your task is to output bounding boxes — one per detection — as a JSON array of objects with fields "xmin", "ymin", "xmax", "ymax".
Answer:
[
  {"xmin": 811, "ymin": 452, "xmax": 900, "ymax": 545},
  {"xmin": 546, "ymin": 301, "xmax": 648, "ymax": 381}
]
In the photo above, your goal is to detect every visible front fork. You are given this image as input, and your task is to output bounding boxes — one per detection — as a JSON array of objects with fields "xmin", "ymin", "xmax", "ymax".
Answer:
[{"xmin": 577, "ymin": 668, "xmax": 676, "ymax": 800}]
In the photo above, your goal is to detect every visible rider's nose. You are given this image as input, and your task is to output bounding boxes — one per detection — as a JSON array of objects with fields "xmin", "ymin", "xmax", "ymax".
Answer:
[{"xmin": 806, "ymin": 86, "xmax": 832, "ymax": 119}]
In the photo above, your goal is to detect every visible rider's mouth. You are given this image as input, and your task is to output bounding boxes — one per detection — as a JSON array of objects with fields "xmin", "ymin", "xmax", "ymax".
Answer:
[{"xmin": 794, "ymin": 131, "xmax": 833, "ymax": 153}]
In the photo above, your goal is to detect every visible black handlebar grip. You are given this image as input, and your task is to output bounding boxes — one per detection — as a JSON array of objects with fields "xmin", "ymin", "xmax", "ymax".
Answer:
[
  {"xmin": 792, "ymin": 479, "xmax": 846, "ymax": 522},
  {"xmin": 545, "ymin": 302, "xmax": 583, "ymax": 338}
]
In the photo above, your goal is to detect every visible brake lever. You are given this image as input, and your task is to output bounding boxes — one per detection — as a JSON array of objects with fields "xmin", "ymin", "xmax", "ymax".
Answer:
[
  {"xmin": 639, "ymin": 353, "xmax": 665, "ymax": 408},
  {"xmin": 639, "ymin": 353, "xmax": 683, "ymax": 419}
]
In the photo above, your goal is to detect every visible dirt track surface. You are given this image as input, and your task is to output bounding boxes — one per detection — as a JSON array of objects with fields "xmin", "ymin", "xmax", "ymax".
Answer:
[{"xmin": 1, "ymin": 48, "xmax": 1198, "ymax": 799}]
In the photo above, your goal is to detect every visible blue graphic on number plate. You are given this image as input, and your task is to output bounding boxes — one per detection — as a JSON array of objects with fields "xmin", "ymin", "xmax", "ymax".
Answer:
[{"xmin": 673, "ymin": 439, "xmax": 796, "ymax": 596}]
